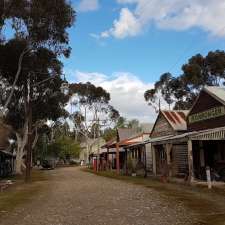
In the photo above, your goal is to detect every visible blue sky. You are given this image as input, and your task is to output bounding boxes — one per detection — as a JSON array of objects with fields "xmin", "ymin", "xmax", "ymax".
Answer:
[
  {"xmin": 66, "ymin": 0, "xmax": 225, "ymax": 81},
  {"xmin": 63, "ymin": 0, "xmax": 225, "ymax": 122}
]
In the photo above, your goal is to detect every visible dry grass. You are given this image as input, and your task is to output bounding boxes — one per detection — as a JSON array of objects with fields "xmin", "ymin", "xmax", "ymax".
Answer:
[{"xmin": 0, "ymin": 169, "xmax": 48, "ymax": 215}]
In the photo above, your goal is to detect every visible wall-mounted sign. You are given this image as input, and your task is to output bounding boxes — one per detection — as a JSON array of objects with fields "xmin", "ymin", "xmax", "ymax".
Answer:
[{"xmin": 189, "ymin": 106, "xmax": 225, "ymax": 124}]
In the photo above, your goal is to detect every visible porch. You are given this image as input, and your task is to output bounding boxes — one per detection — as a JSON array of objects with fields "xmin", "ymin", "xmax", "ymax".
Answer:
[{"xmin": 150, "ymin": 126, "xmax": 225, "ymax": 183}]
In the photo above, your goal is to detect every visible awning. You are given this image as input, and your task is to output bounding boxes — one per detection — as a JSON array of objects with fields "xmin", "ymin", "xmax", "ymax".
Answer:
[
  {"xmin": 190, "ymin": 126, "xmax": 225, "ymax": 140},
  {"xmin": 103, "ymin": 148, "xmax": 125, "ymax": 154},
  {"xmin": 91, "ymin": 147, "xmax": 126, "ymax": 155},
  {"xmin": 147, "ymin": 126, "xmax": 225, "ymax": 145},
  {"xmin": 124, "ymin": 142, "xmax": 145, "ymax": 148}
]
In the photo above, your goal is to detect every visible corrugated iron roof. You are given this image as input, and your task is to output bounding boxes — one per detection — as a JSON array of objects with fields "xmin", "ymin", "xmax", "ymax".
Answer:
[
  {"xmin": 204, "ymin": 86, "xmax": 225, "ymax": 105},
  {"xmin": 161, "ymin": 110, "xmax": 189, "ymax": 131},
  {"xmin": 117, "ymin": 128, "xmax": 138, "ymax": 141},
  {"xmin": 101, "ymin": 138, "xmax": 116, "ymax": 148}
]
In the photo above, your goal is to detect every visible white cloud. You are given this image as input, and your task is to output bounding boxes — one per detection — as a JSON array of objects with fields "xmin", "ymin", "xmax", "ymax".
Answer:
[
  {"xmin": 100, "ymin": 8, "xmax": 141, "ymax": 39},
  {"xmin": 101, "ymin": 0, "xmax": 225, "ymax": 39},
  {"xmin": 74, "ymin": 70, "xmax": 157, "ymax": 122},
  {"xmin": 77, "ymin": 0, "xmax": 99, "ymax": 12}
]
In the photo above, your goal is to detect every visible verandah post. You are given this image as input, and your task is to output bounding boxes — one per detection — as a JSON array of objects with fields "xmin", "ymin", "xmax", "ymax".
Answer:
[
  {"xmin": 166, "ymin": 143, "xmax": 173, "ymax": 177},
  {"xmin": 116, "ymin": 143, "xmax": 120, "ymax": 175},
  {"xmin": 152, "ymin": 145, "xmax": 157, "ymax": 175},
  {"xmin": 188, "ymin": 139, "xmax": 194, "ymax": 183}
]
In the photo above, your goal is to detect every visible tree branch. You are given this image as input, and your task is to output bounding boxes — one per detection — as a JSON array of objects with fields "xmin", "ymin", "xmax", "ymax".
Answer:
[
  {"xmin": 32, "ymin": 126, "xmax": 39, "ymax": 150},
  {"xmin": 2, "ymin": 48, "xmax": 29, "ymax": 114}
]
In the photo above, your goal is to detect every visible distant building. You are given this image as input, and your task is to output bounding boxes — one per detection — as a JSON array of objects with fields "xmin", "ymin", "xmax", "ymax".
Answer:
[
  {"xmin": 80, "ymin": 137, "xmax": 106, "ymax": 165},
  {"xmin": 150, "ymin": 110, "xmax": 189, "ymax": 177}
]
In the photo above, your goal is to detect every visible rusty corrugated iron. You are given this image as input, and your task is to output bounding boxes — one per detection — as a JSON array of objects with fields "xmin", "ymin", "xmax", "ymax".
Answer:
[{"xmin": 161, "ymin": 110, "xmax": 189, "ymax": 131}]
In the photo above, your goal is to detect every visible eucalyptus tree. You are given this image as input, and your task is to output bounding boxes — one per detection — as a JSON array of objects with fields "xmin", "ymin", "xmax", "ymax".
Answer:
[
  {"xmin": 0, "ymin": 39, "xmax": 69, "ymax": 174},
  {"xmin": 145, "ymin": 50, "xmax": 225, "ymax": 110},
  {"xmin": 0, "ymin": 0, "xmax": 75, "ymax": 113},
  {"xmin": 69, "ymin": 82, "xmax": 120, "ymax": 162},
  {"xmin": 0, "ymin": 0, "xmax": 75, "ymax": 174}
]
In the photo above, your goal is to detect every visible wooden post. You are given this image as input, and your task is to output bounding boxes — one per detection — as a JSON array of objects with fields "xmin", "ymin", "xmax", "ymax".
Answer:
[
  {"xmin": 144, "ymin": 145, "xmax": 147, "ymax": 177},
  {"xmin": 166, "ymin": 143, "xmax": 173, "ymax": 177},
  {"xmin": 188, "ymin": 139, "xmax": 194, "ymax": 183},
  {"xmin": 152, "ymin": 145, "xmax": 157, "ymax": 175},
  {"xmin": 116, "ymin": 143, "xmax": 120, "ymax": 175},
  {"xmin": 125, "ymin": 149, "xmax": 128, "ymax": 175},
  {"xmin": 107, "ymin": 148, "xmax": 109, "ymax": 170},
  {"xmin": 199, "ymin": 141, "xmax": 205, "ymax": 167},
  {"xmin": 206, "ymin": 166, "xmax": 212, "ymax": 189}
]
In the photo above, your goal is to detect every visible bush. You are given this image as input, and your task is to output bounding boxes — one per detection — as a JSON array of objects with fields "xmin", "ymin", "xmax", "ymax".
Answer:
[{"xmin": 47, "ymin": 136, "xmax": 80, "ymax": 162}]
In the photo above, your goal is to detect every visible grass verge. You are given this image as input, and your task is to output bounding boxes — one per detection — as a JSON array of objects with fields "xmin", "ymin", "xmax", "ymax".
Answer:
[
  {"xmin": 82, "ymin": 168, "xmax": 225, "ymax": 225},
  {"xmin": 0, "ymin": 169, "xmax": 48, "ymax": 216}
]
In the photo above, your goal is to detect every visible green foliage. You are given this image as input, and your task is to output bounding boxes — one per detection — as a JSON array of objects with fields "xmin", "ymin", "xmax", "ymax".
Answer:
[
  {"xmin": 0, "ymin": 0, "xmax": 75, "ymax": 56},
  {"xmin": 70, "ymin": 82, "xmax": 110, "ymax": 105},
  {"xmin": 0, "ymin": 0, "xmax": 75, "ymax": 130},
  {"xmin": 102, "ymin": 117, "xmax": 142, "ymax": 142},
  {"xmin": 0, "ymin": 39, "xmax": 69, "ymax": 130},
  {"xmin": 47, "ymin": 136, "xmax": 80, "ymax": 161},
  {"xmin": 116, "ymin": 116, "xmax": 127, "ymax": 128},
  {"xmin": 145, "ymin": 50, "xmax": 225, "ymax": 110},
  {"xmin": 127, "ymin": 155, "xmax": 135, "ymax": 174},
  {"xmin": 69, "ymin": 82, "xmax": 120, "ymax": 140},
  {"xmin": 103, "ymin": 128, "xmax": 117, "ymax": 141},
  {"xmin": 127, "ymin": 119, "xmax": 142, "ymax": 132}
]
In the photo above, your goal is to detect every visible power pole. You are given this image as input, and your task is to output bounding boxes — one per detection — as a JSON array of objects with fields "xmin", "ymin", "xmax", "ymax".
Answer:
[
  {"xmin": 116, "ymin": 142, "xmax": 120, "ymax": 174},
  {"xmin": 96, "ymin": 120, "xmax": 100, "ymax": 172}
]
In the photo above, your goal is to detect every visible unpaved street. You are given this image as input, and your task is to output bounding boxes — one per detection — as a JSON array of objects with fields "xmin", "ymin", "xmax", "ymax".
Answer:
[{"xmin": 0, "ymin": 167, "xmax": 197, "ymax": 225}]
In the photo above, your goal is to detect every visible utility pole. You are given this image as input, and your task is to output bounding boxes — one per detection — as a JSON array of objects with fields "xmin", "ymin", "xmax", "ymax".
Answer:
[
  {"xmin": 96, "ymin": 120, "xmax": 100, "ymax": 172},
  {"xmin": 116, "ymin": 142, "xmax": 120, "ymax": 174}
]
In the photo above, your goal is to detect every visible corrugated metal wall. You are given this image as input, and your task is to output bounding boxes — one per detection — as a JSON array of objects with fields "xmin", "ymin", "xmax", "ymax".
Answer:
[
  {"xmin": 145, "ymin": 143, "xmax": 153, "ymax": 173},
  {"xmin": 172, "ymin": 144, "xmax": 188, "ymax": 176}
]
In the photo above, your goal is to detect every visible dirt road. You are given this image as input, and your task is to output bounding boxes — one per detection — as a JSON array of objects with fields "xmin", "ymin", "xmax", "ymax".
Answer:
[{"xmin": 0, "ymin": 167, "xmax": 198, "ymax": 225}]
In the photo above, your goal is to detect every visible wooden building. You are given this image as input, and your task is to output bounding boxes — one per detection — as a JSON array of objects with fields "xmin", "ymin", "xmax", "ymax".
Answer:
[
  {"xmin": 149, "ymin": 86, "xmax": 225, "ymax": 182},
  {"xmin": 150, "ymin": 110, "xmax": 189, "ymax": 177},
  {"xmin": 187, "ymin": 86, "xmax": 225, "ymax": 181},
  {"xmin": 122, "ymin": 133, "xmax": 151, "ymax": 176},
  {"xmin": 101, "ymin": 128, "xmax": 139, "ymax": 174}
]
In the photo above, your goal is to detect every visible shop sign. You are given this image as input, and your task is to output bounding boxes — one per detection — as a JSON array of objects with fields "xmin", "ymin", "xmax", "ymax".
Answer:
[{"xmin": 189, "ymin": 106, "xmax": 225, "ymax": 124}]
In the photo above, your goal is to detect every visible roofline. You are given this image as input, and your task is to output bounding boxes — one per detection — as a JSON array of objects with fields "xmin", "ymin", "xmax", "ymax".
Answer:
[
  {"xmin": 119, "ymin": 132, "xmax": 151, "ymax": 143},
  {"xmin": 187, "ymin": 86, "xmax": 225, "ymax": 118},
  {"xmin": 204, "ymin": 86, "xmax": 225, "ymax": 105},
  {"xmin": 150, "ymin": 110, "xmax": 176, "ymax": 137},
  {"xmin": 161, "ymin": 110, "xmax": 188, "ymax": 131}
]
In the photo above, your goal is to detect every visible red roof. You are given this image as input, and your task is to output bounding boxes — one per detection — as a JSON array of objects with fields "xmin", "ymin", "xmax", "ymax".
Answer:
[{"xmin": 161, "ymin": 110, "xmax": 188, "ymax": 131}]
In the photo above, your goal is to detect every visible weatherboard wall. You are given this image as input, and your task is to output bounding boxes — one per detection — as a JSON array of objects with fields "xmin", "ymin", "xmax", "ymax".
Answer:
[
  {"xmin": 188, "ymin": 90, "xmax": 225, "ymax": 131},
  {"xmin": 151, "ymin": 113, "xmax": 175, "ymax": 138}
]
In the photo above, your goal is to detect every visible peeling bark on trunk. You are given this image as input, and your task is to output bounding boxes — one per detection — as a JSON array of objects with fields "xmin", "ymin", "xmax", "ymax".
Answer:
[
  {"xmin": 15, "ymin": 119, "xmax": 28, "ymax": 175},
  {"xmin": 32, "ymin": 126, "xmax": 39, "ymax": 150},
  {"xmin": 2, "ymin": 49, "xmax": 29, "ymax": 115}
]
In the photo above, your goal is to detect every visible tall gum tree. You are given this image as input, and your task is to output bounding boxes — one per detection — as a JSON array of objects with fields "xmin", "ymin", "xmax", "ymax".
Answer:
[
  {"xmin": 69, "ymin": 82, "xmax": 120, "ymax": 162},
  {"xmin": 0, "ymin": 0, "xmax": 75, "ymax": 174},
  {"xmin": 145, "ymin": 50, "xmax": 225, "ymax": 110}
]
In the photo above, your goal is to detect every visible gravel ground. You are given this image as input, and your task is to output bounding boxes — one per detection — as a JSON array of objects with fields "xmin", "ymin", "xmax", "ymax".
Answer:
[{"xmin": 0, "ymin": 167, "xmax": 197, "ymax": 225}]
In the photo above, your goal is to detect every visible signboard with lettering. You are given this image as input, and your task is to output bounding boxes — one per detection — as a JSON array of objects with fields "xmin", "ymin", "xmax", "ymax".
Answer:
[{"xmin": 189, "ymin": 106, "xmax": 225, "ymax": 124}]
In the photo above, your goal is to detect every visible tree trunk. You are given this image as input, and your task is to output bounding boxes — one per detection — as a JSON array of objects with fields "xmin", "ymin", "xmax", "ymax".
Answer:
[
  {"xmin": 15, "ymin": 120, "xmax": 28, "ymax": 175},
  {"xmin": 2, "ymin": 49, "xmax": 29, "ymax": 115}
]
